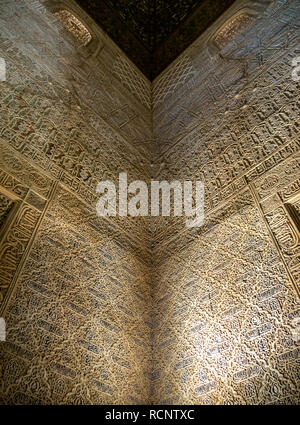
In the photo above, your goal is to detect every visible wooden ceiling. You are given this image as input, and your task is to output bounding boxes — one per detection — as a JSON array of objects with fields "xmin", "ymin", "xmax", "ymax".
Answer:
[{"xmin": 75, "ymin": 0, "xmax": 235, "ymax": 80}]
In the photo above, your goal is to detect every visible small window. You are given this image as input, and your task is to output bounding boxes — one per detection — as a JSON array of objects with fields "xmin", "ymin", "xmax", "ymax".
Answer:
[
  {"xmin": 285, "ymin": 197, "xmax": 300, "ymax": 235},
  {"xmin": 54, "ymin": 10, "xmax": 92, "ymax": 46},
  {"xmin": 0, "ymin": 191, "xmax": 18, "ymax": 244},
  {"xmin": 0, "ymin": 193, "xmax": 14, "ymax": 229}
]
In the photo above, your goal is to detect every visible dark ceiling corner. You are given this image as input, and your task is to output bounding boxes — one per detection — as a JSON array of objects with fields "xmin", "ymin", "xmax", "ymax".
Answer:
[{"xmin": 75, "ymin": 0, "xmax": 236, "ymax": 80}]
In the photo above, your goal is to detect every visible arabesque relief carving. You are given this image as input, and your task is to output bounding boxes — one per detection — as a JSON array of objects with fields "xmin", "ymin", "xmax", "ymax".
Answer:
[
  {"xmin": 0, "ymin": 0, "xmax": 299, "ymax": 405},
  {"xmin": 151, "ymin": 0, "xmax": 300, "ymax": 405}
]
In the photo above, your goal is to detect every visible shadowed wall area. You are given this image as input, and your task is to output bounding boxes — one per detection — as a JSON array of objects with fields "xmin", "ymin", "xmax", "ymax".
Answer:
[
  {"xmin": 0, "ymin": 0, "xmax": 153, "ymax": 404},
  {"xmin": 0, "ymin": 0, "xmax": 299, "ymax": 405}
]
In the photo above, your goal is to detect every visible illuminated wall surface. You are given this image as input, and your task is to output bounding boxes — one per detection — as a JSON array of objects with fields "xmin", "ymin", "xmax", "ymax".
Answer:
[{"xmin": 0, "ymin": 0, "xmax": 299, "ymax": 405}]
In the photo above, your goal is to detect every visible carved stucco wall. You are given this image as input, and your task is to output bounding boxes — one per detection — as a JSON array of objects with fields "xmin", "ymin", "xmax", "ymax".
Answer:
[
  {"xmin": 151, "ymin": 0, "xmax": 300, "ymax": 404},
  {"xmin": 0, "ymin": 0, "xmax": 152, "ymax": 404},
  {"xmin": 0, "ymin": 0, "xmax": 299, "ymax": 406}
]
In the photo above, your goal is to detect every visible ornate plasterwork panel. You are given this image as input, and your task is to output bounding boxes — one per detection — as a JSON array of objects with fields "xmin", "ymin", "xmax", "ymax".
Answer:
[
  {"xmin": 0, "ymin": 0, "xmax": 152, "ymax": 405},
  {"xmin": 213, "ymin": 9, "xmax": 257, "ymax": 50},
  {"xmin": 0, "ymin": 0, "xmax": 299, "ymax": 406},
  {"xmin": 152, "ymin": 55, "xmax": 196, "ymax": 108},
  {"xmin": 112, "ymin": 54, "xmax": 152, "ymax": 110},
  {"xmin": 152, "ymin": 190, "xmax": 300, "ymax": 404},
  {"xmin": 0, "ymin": 150, "xmax": 53, "ymax": 310},
  {"xmin": 151, "ymin": 0, "xmax": 300, "ymax": 405},
  {"xmin": 255, "ymin": 155, "xmax": 300, "ymax": 295},
  {"xmin": 54, "ymin": 9, "xmax": 92, "ymax": 46},
  {"xmin": 0, "ymin": 0, "xmax": 153, "ymax": 158},
  {"xmin": 152, "ymin": 0, "xmax": 300, "ymax": 237},
  {"xmin": 153, "ymin": 1, "xmax": 299, "ymax": 153},
  {"xmin": 0, "ymin": 0, "xmax": 153, "ymax": 242},
  {"xmin": 0, "ymin": 184, "xmax": 152, "ymax": 404}
]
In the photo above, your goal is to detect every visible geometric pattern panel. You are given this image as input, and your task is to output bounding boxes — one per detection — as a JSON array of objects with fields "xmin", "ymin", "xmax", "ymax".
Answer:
[
  {"xmin": 0, "ymin": 0, "xmax": 299, "ymax": 407},
  {"xmin": 151, "ymin": 0, "xmax": 300, "ymax": 405},
  {"xmin": 0, "ymin": 184, "xmax": 152, "ymax": 404},
  {"xmin": 152, "ymin": 190, "xmax": 300, "ymax": 404}
]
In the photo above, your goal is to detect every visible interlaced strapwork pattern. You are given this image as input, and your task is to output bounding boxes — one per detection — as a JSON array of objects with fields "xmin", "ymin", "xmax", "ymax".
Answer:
[
  {"xmin": 152, "ymin": 55, "xmax": 195, "ymax": 108},
  {"xmin": 113, "ymin": 54, "xmax": 151, "ymax": 110}
]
